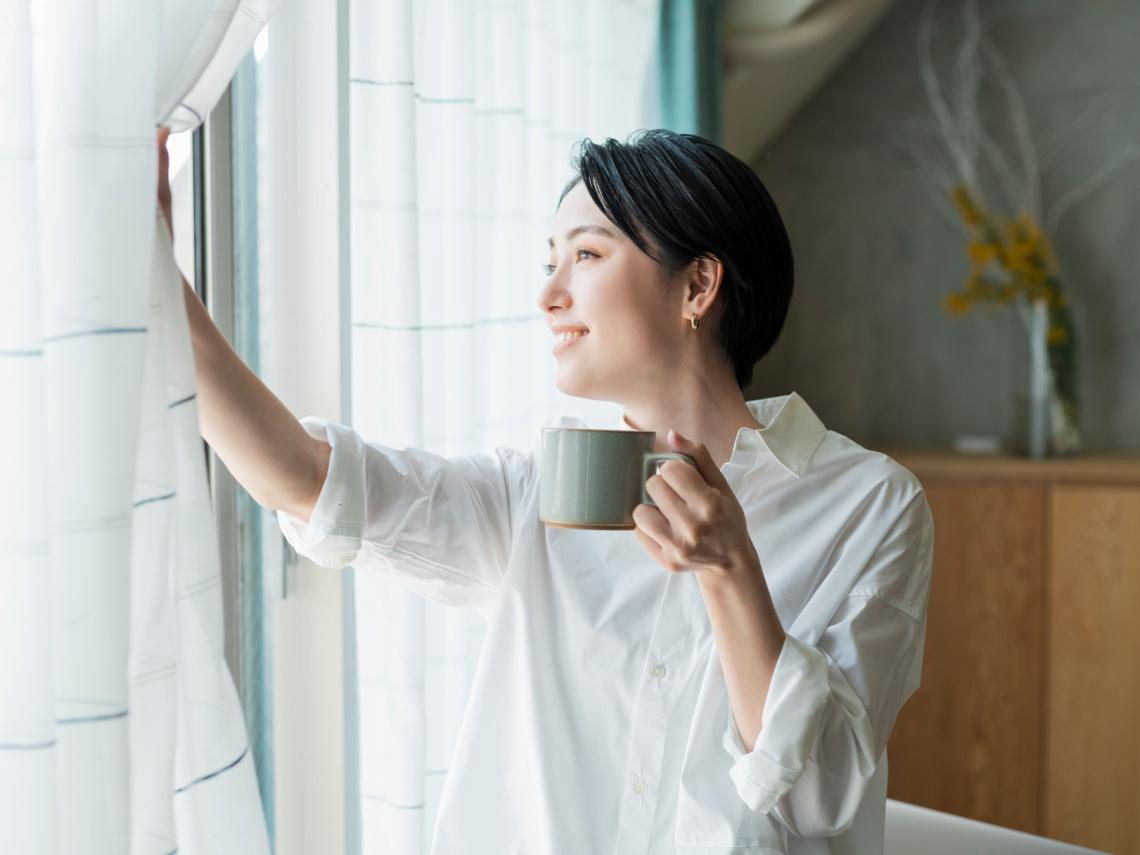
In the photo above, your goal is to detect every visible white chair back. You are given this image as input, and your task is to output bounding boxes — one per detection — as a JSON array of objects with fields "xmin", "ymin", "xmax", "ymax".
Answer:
[{"xmin": 885, "ymin": 799, "xmax": 1107, "ymax": 854}]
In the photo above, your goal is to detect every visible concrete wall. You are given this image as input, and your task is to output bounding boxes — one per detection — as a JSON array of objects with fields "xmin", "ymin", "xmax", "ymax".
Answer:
[{"xmin": 744, "ymin": 0, "xmax": 1140, "ymax": 451}]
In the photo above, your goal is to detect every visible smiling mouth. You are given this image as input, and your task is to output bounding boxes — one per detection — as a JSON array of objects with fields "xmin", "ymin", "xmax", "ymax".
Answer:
[{"xmin": 552, "ymin": 330, "xmax": 588, "ymax": 355}]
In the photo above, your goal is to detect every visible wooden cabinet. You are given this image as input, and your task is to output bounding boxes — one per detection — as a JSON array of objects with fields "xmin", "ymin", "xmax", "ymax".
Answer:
[
  {"xmin": 877, "ymin": 448, "xmax": 1140, "ymax": 855},
  {"xmin": 1047, "ymin": 486, "xmax": 1140, "ymax": 852}
]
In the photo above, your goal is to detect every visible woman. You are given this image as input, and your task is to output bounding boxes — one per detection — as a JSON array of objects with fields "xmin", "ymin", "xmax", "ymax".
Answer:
[{"xmin": 161, "ymin": 127, "xmax": 934, "ymax": 854}]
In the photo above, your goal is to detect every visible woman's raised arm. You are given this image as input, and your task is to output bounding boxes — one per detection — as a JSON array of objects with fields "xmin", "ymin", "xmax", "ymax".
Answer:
[{"xmin": 159, "ymin": 127, "xmax": 330, "ymax": 523}]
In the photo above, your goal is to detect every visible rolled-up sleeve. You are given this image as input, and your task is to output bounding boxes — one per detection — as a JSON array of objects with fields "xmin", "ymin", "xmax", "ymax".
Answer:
[
  {"xmin": 276, "ymin": 416, "xmax": 532, "ymax": 609},
  {"xmin": 720, "ymin": 490, "xmax": 935, "ymax": 837}
]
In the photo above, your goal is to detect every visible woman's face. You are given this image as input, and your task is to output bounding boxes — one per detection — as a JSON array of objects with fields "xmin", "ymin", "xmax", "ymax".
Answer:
[{"xmin": 536, "ymin": 181, "xmax": 691, "ymax": 402}]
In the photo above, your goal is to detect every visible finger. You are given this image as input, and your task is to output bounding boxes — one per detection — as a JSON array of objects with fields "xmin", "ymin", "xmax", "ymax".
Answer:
[
  {"xmin": 633, "ymin": 527, "xmax": 666, "ymax": 564},
  {"xmin": 656, "ymin": 459, "xmax": 717, "ymax": 516},
  {"xmin": 633, "ymin": 515, "xmax": 685, "ymax": 572},
  {"xmin": 632, "ymin": 502, "xmax": 673, "ymax": 551},
  {"xmin": 645, "ymin": 471, "xmax": 699, "ymax": 539}
]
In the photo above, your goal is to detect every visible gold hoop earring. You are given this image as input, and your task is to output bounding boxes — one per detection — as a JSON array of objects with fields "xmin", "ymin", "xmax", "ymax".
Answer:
[{"xmin": 689, "ymin": 312, "xmax": 700, "ymax": 330}]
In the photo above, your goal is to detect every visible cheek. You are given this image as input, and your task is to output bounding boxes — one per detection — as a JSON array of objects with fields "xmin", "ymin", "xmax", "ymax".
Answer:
[
  {"xmin": 595, "ymin": 316, "xmax": 671, "ymax": 369},
  {"xmin": 590, "ymin": 273, "xmax": 660, "ymax": 324},
  {"xmin": 579, "ymin": 265, "xmax": 671, "ymax": 342}
]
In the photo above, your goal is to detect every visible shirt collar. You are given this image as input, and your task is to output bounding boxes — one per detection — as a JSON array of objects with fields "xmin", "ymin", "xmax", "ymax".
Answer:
[{"xmin": 613, "ymin": 391, "xmax": 828, "ymax": 479}]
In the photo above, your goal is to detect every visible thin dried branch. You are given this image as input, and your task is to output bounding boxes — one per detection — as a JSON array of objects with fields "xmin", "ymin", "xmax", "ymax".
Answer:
[
  {"xmin": 976, "ymin": 122, "xmax": 1027, "ymax": 215},
  {"xmin": 920, "ymin": 160, "xmax": 971, "ymax": 235},
  {"xmin": 1037, "ymin": 89, "xmax": 1122, "ymax": 167},
  {"xmin": 893, "ymin": 123, "xmax": 969, "ymax": 236},
  {"xmin": 917, "ymin": 0, "xmax": 1131, "ymax": 249},
  {"xmin": 980, "ymin": 35, "xmax": 1041, "ymax": 220},
  {"xmin": 952, "ymin": 0, "xmax": 983, "ymax": 175},
  {"xmin": 1046, "ymin": 143, "xmax": 1140, "ymax": 234},
  {"xmin": 917, "ymin": 0, "xmax": 975, "ymax": 186}
]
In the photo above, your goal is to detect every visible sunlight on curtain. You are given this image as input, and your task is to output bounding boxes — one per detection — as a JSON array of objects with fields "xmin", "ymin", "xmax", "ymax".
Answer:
[
  {"xmin": 0, "ymin": 2, "xmax": 279, "ymax": 852},
  {"xmin": 345, "ymin": 0, "xmax": 660, "ymax": 850}
]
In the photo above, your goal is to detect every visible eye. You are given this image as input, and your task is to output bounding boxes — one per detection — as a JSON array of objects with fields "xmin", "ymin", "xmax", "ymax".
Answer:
[{"xmin": 542, "ymin": 248, "xmax": 599, "ymax": 276}]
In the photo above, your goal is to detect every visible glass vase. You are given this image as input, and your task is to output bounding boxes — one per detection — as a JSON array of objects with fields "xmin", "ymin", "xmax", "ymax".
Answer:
[{"xmin": 1024, "ymin": 297, "xmax": 1081, "ymax": 459}]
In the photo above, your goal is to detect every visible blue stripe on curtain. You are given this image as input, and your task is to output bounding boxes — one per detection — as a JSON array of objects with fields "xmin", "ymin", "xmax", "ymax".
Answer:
[{"xmin": 657, "ymin": 0, "xmax": 729, "ymax": 143}]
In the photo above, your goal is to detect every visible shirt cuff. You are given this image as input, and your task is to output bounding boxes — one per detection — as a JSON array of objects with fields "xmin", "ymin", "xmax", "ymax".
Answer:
[
  {"xmin": 275, "ymin": 416, "xmax": 367, "ymax": 569},
  {"xmin": 720, "ymin": 634, "xmax": 832, "ymax": 813}
]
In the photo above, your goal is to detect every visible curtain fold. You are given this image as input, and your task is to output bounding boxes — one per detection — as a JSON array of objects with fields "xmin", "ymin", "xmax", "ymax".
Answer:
[
  {"xmin": 343, "ymin": 0, "xmax": 661, "ymax": 850},
  {"xmin": 657, "ymin": 0, "xmax": 729, "ymax": 142},
  {"xmin": 0, "ymin": 2, "xmax": 280, "ymax": 852}
]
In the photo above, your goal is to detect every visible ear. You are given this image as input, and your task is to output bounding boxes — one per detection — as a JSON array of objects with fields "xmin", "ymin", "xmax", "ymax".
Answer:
[{"xmin": 684, "ymin": 254, "xmax": 724, "ymax": 318}]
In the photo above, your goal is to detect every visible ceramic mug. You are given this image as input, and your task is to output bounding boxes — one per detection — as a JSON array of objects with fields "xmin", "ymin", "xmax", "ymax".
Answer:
[{"xmin": 539, "ymin": 427, "xmax": 696, "ymax": 530}]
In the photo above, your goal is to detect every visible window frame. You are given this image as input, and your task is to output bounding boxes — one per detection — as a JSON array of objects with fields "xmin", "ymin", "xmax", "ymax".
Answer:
[{"xmin": 198, "ymin": 79, "xmax": 278, "ymax": 846}]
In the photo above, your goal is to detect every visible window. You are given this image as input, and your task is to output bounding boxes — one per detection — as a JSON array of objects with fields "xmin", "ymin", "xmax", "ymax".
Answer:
[{"xmin": 168, "ymin": 72, "xmax": 278, "ymax": 848}]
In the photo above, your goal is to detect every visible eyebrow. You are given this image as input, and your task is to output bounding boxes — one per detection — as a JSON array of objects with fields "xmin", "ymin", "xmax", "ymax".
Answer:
[{"xmin": 547, "ymin": 224, "xmax": 617, "ymax": 249}]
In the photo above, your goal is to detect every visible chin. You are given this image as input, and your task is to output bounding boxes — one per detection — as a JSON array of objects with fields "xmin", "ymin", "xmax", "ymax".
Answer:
[
  {"xmin": 554, "ymin": 371, "xmax": 583, "ymax": 398},
  {"xmin": 556, "ymin": 365, "xmax": 625, "ymax": 405},
  {"xmin": 554, "ymin": 364, "xmax": 595, "ymax": 399}
]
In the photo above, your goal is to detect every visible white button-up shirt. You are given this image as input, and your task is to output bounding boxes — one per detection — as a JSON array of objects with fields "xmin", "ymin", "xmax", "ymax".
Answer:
[{"xmin": 277, "ymin": 391, "xmax": 935, "ymax": 854}]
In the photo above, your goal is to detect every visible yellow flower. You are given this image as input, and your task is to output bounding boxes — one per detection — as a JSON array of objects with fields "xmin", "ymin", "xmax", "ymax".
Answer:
[
  {"xmin": 1043, "ymin": 282, "xmax": 1065, "ymax": 307},
  {"xmin": 1020, "ymin": 211, "xmax": 1049, "ymax": 247},
  {"xmin": 943, "ymin": 291, "xmax": 974, "ymax": 316},
  {"xmin": 967, "ymin": 241, "xmax": 999, "ymax": 268},
  {"xmin": 1006, "ymin": 212, "xmax": 1056, "ymax": 276},
  {"xmin": 1047, "ymin": 325, "xmax": 1068, "ymax": 345},
  {"xmin": 951, "ymin": 185, "xmax": 984, "ymax": 229},
  {"xmin": 943, "ymin": 193, "xmax": 1071, "ymax": 321},
  {"xmin": 1004, "ymin": 241, "xmax": 1029, "ymax": 271}
]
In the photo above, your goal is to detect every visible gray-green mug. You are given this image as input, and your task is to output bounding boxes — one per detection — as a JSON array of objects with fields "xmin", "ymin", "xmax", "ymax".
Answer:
[{"xmin": 539, "ymin": 427, "xmax": 696, "ymax": 530}]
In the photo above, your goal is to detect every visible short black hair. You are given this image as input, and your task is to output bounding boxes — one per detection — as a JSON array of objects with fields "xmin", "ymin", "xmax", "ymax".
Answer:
[{"xmin": 559, "ymin": 128, "xmax": 793, "ymax": 391}]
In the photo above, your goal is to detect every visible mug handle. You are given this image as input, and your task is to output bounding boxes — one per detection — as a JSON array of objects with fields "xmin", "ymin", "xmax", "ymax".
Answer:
[{"xmin": 641, "ymin": 452, "xmax": 697, "ymax": 506}]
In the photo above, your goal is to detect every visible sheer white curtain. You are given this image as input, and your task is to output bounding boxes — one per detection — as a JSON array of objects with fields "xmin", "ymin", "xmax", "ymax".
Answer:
[
  {"xmin": 0, "ymin": 2, "xmax": 279, "ymax": 852},
  {"xmin": 345, "ymin": 0, "xmax": 660, "ymax": 850}
]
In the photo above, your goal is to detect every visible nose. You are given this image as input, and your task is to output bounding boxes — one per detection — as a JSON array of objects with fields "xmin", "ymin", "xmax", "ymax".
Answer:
[{"xmin": 535, "ymin": 265, "xmax": 570, "ymax": 315}]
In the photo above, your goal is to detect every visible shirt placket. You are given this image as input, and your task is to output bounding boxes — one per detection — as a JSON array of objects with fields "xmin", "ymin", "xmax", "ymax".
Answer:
[{"xmin": 612, "ymin": 571, "xmax": 699, "ymax": 855}]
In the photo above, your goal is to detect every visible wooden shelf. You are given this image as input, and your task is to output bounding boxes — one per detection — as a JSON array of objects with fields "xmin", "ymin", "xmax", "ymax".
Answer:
[{"xmin": 871, "ymin": 446, "xmax": 1140, "ymax": 485}]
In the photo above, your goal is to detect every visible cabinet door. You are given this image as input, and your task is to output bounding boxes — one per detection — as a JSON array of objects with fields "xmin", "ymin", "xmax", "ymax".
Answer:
[
  {"xmin": 886, "ymin": 483, "xmax": 1045, "ymax": 834},
  {"xmin": 1047, "ymin": 485, "xmax": 1140, "ymax": 854}
]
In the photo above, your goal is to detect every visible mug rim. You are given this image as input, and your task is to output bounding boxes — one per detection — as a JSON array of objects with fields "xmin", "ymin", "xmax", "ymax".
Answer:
[{"xmin": 541, "ymin": 426, "xmax": 654, "ymax": 435}]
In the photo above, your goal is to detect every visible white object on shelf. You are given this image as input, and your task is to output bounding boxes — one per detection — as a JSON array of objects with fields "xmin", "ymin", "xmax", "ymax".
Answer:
[{"xmin": 952, "ymin": 434, "xmax": 1003, "ymax": 454}]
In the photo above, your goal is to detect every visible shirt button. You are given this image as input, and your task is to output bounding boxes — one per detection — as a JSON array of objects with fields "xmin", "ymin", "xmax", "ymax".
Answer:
[
  {"xmin": 650, "ymin": 663, "xmax": 666, "ymax": 679},
  {"xmin": 633, "ymin": 781, "xmax": 647, "ymax": 796}
]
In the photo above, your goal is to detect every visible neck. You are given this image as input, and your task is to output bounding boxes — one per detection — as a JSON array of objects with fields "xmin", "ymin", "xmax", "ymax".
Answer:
[{"xmin": 620, "ymin": 375, "xmax": 765, "ymax": 469}]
